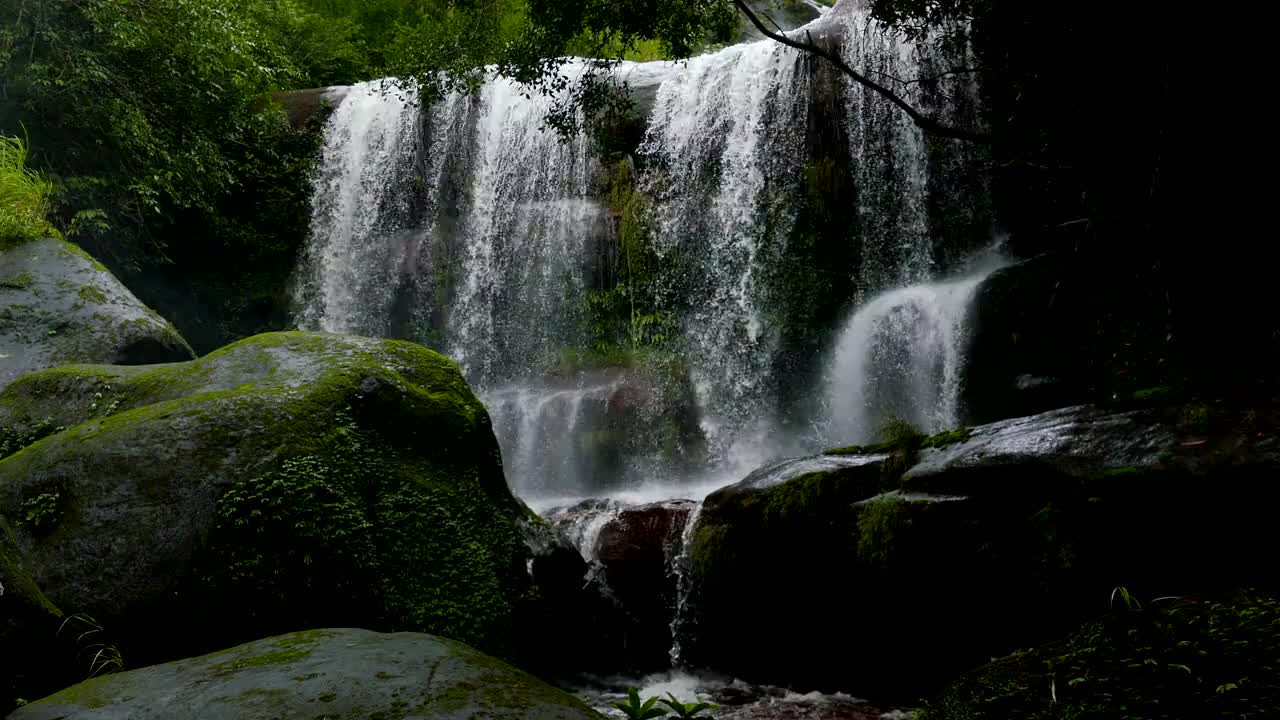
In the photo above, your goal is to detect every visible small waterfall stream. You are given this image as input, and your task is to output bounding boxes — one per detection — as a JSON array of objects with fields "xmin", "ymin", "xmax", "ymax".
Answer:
[
  {"xmin": 667, "ymin": 500, "xmax": 704, "ymax": 667},
  {"xmin": 823, "ymin": 264, "xmax": 1000, "ymax": 444}
]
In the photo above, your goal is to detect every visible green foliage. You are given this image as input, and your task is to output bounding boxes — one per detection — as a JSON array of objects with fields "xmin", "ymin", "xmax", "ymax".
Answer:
[
  {"xmin": 613, "ymin": 689, "xmax": 669, "ymax": 719},
  {"xmin": 1110, "ymin": 586, "xmax": 1142, "ymax": 611},
  {"xmin": 879, "ymin": 416, "xmax": 925, "ymax": 446},
  {"xmin": 584, "ymin": 160, "xmax": 675, "ymax": 353},
  {"xmin": 659, "ymin": 693, "xmax": 717, "ymax": 718},
  {"xmin": 0, "ymin": 135, "xmax": 58, "ymax": 247},
  {"xmin": 0, "ymin": 0, "xmax": 328, "ymax": 350},
  {"xmin": 1183, "ymin": 402, "xmax": 1213, "ymax": 434},
  {"xmin": 57, "ymin": 615, "xmax": 124, "ymax": 679},
  {"xmin": 922, "ymin": 593, "xmax": 1280, "ymax": 720},
  {"xmin": 920, "ymin": 427, "xmax": 973, "ymax": 450},
  {"xmin": 1130, "ymin": 385, "xmax": 1176, "ymax": 404},
  {"xmin": 18, "ymin": 491, "xmax": 62, "ymax": 533},
  {"xmin": 0, "ymin": 417, "xmax": 63, "ymax": 460},
  {"xmin": 856, "ymin": 495, "xmax": 908, "ymax": 568}
]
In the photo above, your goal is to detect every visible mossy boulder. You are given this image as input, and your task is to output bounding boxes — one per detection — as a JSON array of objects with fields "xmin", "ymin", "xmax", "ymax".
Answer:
[
  {"xmin": 8, "ymin": 628, "xmax": 604, "ymax": 720},
  {"xmin": 0, "ymin": 238, "xmax": 194, "ymax": 390},
  {"xmin": 0, "ymin": 331, "xmax": 535, "ymax": 669},
  {"xmin": 685, "ymin": 405, "xmax": 1280, "ymax": 701},
  {"xmin": 683, "ymin": 452, "xmax": 974, "ymax": 699}
]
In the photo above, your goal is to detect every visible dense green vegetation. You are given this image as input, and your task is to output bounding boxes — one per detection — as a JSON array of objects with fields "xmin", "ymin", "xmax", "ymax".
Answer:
[
  {"xmin": 923, "ymin": 593, "xmax": 1280, "ymax": 720},
  {"xmin": 0, "ymin": 135, "xmax": 57, "ymax": 247}
]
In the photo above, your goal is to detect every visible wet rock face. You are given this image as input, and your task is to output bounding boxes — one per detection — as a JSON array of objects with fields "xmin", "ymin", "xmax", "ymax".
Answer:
[
  {"xmin": 540, "ymin": 499, "xmax": 696, "ymax": 675},
  {"xmin": 0, "ymin": 238, "xmax": 194, "ymax": 391},
  {"xmin": 597, "ymin": 500, "xmax": 696, "ymax": 669},
  {"xmin": 684, "ymin": 404, "xmax": 1280, "ymax": 700}
]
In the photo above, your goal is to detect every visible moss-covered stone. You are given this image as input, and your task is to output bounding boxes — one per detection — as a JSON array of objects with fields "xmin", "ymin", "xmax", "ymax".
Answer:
[
  {"xmin": 0, "ymin": 238, "xmax": 194, "ymax": 390},
  {"xmin": 685, "ymin": 404, "xmax": 1280, "ymax": 701},
  {"xmin": 11, "ymin": 628, "xmax": 604, "ymax": 720},
  {"xmin": 0, "ymin": 331, "xmax": 533, "ymax": 668}
]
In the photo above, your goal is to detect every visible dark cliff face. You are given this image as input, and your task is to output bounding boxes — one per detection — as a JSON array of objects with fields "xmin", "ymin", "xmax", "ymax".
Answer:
[{"xmin": 270, "ymin": 86, "xmax": 350, "ymax": 129}]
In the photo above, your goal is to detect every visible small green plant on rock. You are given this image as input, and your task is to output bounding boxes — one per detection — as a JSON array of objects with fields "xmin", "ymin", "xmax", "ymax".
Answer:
[
  {"xmin": 613, "ymin": 689, "xmax": 669, "ymax": 719},
  {"xmin": 659, "ymin": 692, "xmax": 718, "ymax": 718},
  {"xmin": 19, "ymin": 491, "xmax": 62, "ymax": 532},
  {"xmin": 57, "ymin": 614, "xmax": 124, "ymax": 678}
]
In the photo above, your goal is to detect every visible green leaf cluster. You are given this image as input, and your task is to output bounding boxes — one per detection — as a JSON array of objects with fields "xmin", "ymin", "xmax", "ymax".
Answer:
[{"xmin": 612, "ymin": 689, "xmax": 718, "ymax": 719}]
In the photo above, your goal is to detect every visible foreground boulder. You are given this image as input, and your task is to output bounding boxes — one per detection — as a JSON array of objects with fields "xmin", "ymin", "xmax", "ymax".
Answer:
[
  {"xmin": 9, "ymin": 628, "xmax": 604, "ymax": 720},
  {"xmin": 0, "ymin": 332, "xmax": 534, "ymax": 669},
  {"xmin": 0, "ymin": 238, "xmax": 193, "ymax": 390},
  {"xmin": 685, "ymin": 404, "xmax": 1280, "ymax": 699}
]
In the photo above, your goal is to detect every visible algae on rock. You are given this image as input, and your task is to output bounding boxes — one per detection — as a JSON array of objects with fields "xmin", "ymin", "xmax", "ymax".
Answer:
[{"xmin": 9, "ymin": 628, "xmax": 604, "ymax": 720}]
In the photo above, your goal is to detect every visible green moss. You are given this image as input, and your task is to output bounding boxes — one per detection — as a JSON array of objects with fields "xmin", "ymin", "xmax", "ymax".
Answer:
[
  {"xmin": 199, "ymin": 409, "xmax": 523, "ymax": 654},
  {"xmin": 920, "ymin": 427, "xmax": 973, "ymax": 450},
  {"xmin": 208, "ymin": 630, "xmax": 338, "ymax": 676},
  {"xmin": 77, "ymin": 285, "xmax": 108, "ymax": 304},
  {"xmin": 57, "ymin": 240, "xmax": 108, "ymax": 272},
  {"xmin": 30, "ymin": 672, "xmax": 124, "ymax": 710},
  {"xmin": 1, "ymin": 332, "xmax": 525, "ymax": 657},
  {"xmin": 0, "ymin": 271, "xmax": 34, "ymax": 289},
  {"xmin": 856, "ymin": 494, "xmax": 911, "ymax": 567},
  {"xmin": 1131, "ymin": 385, "xmax": 1175, "ymax": 403}
]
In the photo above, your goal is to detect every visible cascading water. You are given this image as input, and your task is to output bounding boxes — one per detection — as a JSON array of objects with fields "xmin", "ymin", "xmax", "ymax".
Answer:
[
  {"xmin": 667, "ymin": 500, "xmax": 704, "ymax": 667},
  {"xmin": 295, "ymin": 2, "xmax": 992, "ymax": 506},
  {"xmin": 485, "ymin": 374, "xmax": 625, "ymax": 499},
  {"xmin": 295, "ymin": 80, "xmax": 421, "ymax": 335},
  {"xmin": 638, "ymin": 39, "xmax": 810, "ymax": 465},
  {"xmin": 822, "ymin": 261, "xmax": 1001, "ymax": 445},
  {"xmin": 294, "ymin": 66, "xmax": 604, "ymax": 380}
]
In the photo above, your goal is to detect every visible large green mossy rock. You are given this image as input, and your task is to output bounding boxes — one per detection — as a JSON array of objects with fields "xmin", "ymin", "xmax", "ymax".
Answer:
[
  {"xmin": 0, "ymin": 238, "xmax": 194, "ymax": 390},
  {"xmin": 9, "ymin": 628, "xmax": 604, "ymax": 720},
  {"xmin": 0, "ymin": 332, "xmax": 533, "ymax": 666},
  {"xmin": 685, "ymin": 404, "xmax": 1280, "ymax": 701}
]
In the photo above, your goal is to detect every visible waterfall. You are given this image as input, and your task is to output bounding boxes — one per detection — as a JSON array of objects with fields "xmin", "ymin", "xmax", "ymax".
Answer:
[
  {"xmin": 667, "ymin": 500, "xmax": 704, "ymax": 667},
  {"xmin": 485, "ymin": 374, "xmax": 626, "ymax": 499},
  {"xmin": 294, "ymin": 80, "xmax": 420, "ymax": 335},
  {"xmin": 638, "ymin": 39, "xmax": 810, "ymax": 464},
  {"xmin": 294, "ymin": 2, "xmax": 992, "ymax": 503},
  {"xmin": 822, "ymin": 263, "xmax": 1000, "ymax": 445}
]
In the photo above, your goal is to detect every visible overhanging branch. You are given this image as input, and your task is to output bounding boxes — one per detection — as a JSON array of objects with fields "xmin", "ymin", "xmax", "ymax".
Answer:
[{"xmin": 733, "ymin": 0, "xmax": 991, "ymax": 144}]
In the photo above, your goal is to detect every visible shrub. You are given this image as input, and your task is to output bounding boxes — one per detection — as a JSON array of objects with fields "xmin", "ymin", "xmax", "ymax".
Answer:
[{"xmin": 0, "ymin": 136, "xmax": 58, "ymax": 247}]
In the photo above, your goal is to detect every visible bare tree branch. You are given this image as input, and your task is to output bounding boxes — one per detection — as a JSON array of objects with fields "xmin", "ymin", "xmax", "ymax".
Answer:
[
  {"xmin": 734, "ymin": 0, "xmax": 991, "ymax": 144},
  {"xmin": 868, "ymin": 66, "xmax": 980, "ymax": 87}
]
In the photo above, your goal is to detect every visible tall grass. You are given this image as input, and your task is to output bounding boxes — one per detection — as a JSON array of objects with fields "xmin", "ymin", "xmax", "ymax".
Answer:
[{"xmin": 0, "ymin": 135, "xmax": 59, "ymax": 248}]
